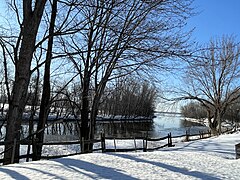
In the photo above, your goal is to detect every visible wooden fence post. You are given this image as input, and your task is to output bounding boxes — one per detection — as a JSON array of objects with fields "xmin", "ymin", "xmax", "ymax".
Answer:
[
  {"xmin": 185, "ymin": 130, "xmax": 189, "ymax": 141},
  {"xmin": 143, "ymin": 133, "xmax": 148, "ymax": 152},
  {"xmin": 168, "ymin": 133, "xmax": 173, "ymax": 147},
  {"xmin": 101, "ymin": 133, "xmax": 106, "ymax": 153},
  {"xmin": 114, "ymin": 138, "xmax": 116, "ymax": 152},
  {"xmin": 81, "ymin": 137, "xmax": 85, "ymax": 153},
  {"xmin": 199, "ymin": 131, "xmax": 202, "ymax": 139},
  {"xmin": 143, "ymin": 139, "xmax": 146, "ymax": 152},
  {"xmin": 167, "ymin": 133, "xmax": 170, "ymax": 146},
  {"xmin": 134, "ymin": 137, "xmax": 137, "ymax": 151}
]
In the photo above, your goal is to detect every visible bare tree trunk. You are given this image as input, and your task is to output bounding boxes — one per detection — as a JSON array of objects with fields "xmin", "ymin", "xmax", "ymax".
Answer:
[
  {"xmin": 207, "ymin": 109, "xmax": 217, "ymax": 135},
  {"xmin": 33, "ymin": 0, "xmax": 57, "ymax": 161},
  {"xmin": 27, "ymin": 70, "xmax": 40, "ymax": 162},
  {"xmin": 217, "ymin": 109, "xmax": 222, "ymax": 134},
  {"xmin": 88, "ymin": 96, "xmax": 101, "ymax": 150},
  {"xmin": 80, "ymin": 75, "xmax": 91, "ymax": 153},
  {"xmin": 208, "ymin": 109, "xmax": 219, "ymax": 135},
  {"xmin": 4, "ymin": 0, "xmax": 46, "ymax": 165},
  {"xmin": 88, "ymin": 77, "xmax": 110, "ymax": 151},
  {"xmin": 209, "ymin": 120, "xmax": 218, "ymax": 135}
]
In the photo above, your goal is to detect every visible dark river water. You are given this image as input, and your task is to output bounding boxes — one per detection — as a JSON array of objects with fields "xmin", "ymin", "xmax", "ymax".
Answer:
[
  {"xmin": 96, "ymin": 113, "xmax": 209, "ymax": 138},
  {"xmin": 0, "ymin": 113, "xmax": 209, "ymax": 141}
]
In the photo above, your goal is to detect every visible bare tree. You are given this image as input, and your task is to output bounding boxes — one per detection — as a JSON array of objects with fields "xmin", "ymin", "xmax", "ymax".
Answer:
[
  {"xmin": 3, "ymin": 0, "xmax": 47, "ymax": 164},
  {"xmin": 99, "ymin": 77, "xmax": 158, "ymax": 118},
  {"xmin": 0, "ymin": 0, "xmax": 193, "ymax": 161},
  {"xmin": 177, "ymin": 36, "xmax": 240, "ymax": 134},
  {"xmin": 23, "ymin": 0, "xmax": 84, "ymax": 160},
  {"xmin": 31, "ymin": 0, "xmax": 58, "ymax": 161},
  {"xmin": 0, "ymin": 41, "xmax": 11, "ymax": 117},
  {"xmin": 61, "ymin": 0, "xmax": 193, "ymax": 151},
  {"xmin": 180, "ymin": 101, "xmax": 207, "ymax": 119}
]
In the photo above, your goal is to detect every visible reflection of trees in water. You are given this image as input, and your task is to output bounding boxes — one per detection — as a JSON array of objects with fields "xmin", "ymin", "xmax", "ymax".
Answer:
[
  {"xmin": 1, "ymin": 122, "xmax": 81, "ymax": 142},
  {"xmin": 0, "ymin": 119, "xmax": 210, "ymax": 141},
  {"xmin": 96, "ymin": 121, "xmax": 154, "ymax": 138},
  {"xmin": 43, "ymin": 121, "xmax": 154, "ymax": 139},
  {"xmin": 180, "ymin": 119, "xmax": 209, "ymax": 135},
  {"xmin": 180, "ymin": 119, "xmax": 204, "ymax": 128},
  {"xmin": 0, "ymin": 120, "xmax": 154, "ymax": 141},
  {"xmin": 39, "ymin": 119, "xmax": 208, "ymax": 140}
]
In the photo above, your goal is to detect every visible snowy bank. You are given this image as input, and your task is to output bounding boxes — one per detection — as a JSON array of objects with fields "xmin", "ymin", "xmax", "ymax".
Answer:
[{"xmin": 0, "ymin": 132, "xmax": 239, "ymax": 179}]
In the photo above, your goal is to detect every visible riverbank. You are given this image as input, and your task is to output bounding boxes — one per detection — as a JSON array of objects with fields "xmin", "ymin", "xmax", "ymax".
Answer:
[
  {"xmin": 183, "ymin": 117, "xmax": 240, "ymax": 132},
  {"xmin": 182, "ymin": 117, "xmax": 208, "ymax": 126}
]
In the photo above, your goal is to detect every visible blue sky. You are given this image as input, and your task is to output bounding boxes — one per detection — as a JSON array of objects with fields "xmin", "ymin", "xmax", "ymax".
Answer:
[
  {"xmin": 187, "ymin": 0, "xmax": 240, "ymax": 44},
  {"xmin": 0, "ymin": 1, "xmax": 239, "ymax": 45}
]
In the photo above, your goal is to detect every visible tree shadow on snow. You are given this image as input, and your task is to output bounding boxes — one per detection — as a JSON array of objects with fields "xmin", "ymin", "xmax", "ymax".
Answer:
[
  {"xmin": 0, "ymin": 163, "xmax": 67, "ymax": 180},
  {"xmin": 0, "ymin": 167, "xmax": 30, "ymax": 180},
  {"xmin": 165, "ymin": 140, "xmax": 236, "ymax": 159},
  {"xmin": 10, "ymin": 165, "xmax": 66, "ymax": 180},
  {"xmin": 110, "ymin": 153, "xmax": 221, "ymax": 180},
  {"xmin": 53, "ymin": 157, "xmax": 138, "ymax": 180}
]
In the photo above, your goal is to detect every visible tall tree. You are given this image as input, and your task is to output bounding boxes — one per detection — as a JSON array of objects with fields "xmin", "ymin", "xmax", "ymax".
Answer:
[
  {"xmin": 32, "ymin": 0, "xmax": 58, "ymax": 161},
  {"xmin": 3, "ymin": 0, "xmax": 47, "ymax": 164},
  {"xmin": 28, "ymin": 0, "xmax": 84, "ymax": 160},
  {"xmin": 177, "ymin": 36, "xmax": 240, "ymax": 134},
  {"xmin": 61, "ymin": 0, "xmax": 193, "ymax": 151}
]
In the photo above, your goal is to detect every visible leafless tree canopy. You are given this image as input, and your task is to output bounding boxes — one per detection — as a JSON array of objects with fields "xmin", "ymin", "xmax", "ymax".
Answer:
[
  {"xmin": 0, "ymin": 0, "xmax": 194, "ymax": 163},
  {"xmin": 178, "ymin": 36, "xmax": 240, "ymax": 134}
]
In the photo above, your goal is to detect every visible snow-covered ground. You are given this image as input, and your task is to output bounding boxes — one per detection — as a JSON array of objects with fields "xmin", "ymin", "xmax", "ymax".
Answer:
[
  {"xmin": 184, "ymin": 117, "xmax": 240, "ymax": 131},
  {"xmin": 0, "ymin": 132, "xmax": 239, "ymax": 179}
]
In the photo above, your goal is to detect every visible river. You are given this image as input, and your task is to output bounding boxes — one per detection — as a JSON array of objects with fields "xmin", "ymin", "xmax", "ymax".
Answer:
[
  {"xmin": 96, "ymin": 113, "xmax": 209, "ymax": 138},
  {"xmin": 0, "ymin": 113, "xmax": 209, "ymax": 141},
  {"xmin": 150, "ymin": 113, "xmax": 209, "ymax": 137}
]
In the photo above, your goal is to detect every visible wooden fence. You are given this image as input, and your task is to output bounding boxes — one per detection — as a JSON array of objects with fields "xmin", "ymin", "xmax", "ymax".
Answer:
[
  {"xmin": 172, "ymin": 130, "xmax": 212, "ymax": 142},
  {"xmin": 102, "ymin": 133, "xmax": 173, "ymax": 153},
  {"xmin": 0, "ymin": 132, "xmax": 173, "ymax": 163},
  {"xmin": 0, "ymin": 127, "xmax": 237, "ymax": 163}
]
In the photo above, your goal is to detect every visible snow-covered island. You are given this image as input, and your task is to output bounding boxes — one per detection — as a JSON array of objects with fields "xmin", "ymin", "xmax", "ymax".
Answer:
[{"xmin": 0, "ymin": 131, "xmax": 239, "ymax": 179}]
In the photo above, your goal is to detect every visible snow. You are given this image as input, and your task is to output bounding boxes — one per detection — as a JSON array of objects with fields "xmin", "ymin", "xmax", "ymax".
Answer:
[{"xmin": 0, "ymin": 132, "xmax": 239, "ymax": 179}]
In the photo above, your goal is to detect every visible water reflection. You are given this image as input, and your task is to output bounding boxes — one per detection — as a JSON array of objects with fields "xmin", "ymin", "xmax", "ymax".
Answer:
[
  {"xmin": 152, "ymin": 113, "xmax": 208, "ymax": 137},
  {"xmin": 0, "ymin": 113, "xmax": 209, "ymax": 141},
  {"xmin": 96, "ymin": 121, "xmax": 154, "ymax": 138},
  {"xmin": 96, "ymin": 113, "xmax": 209, "ymax": 138}
]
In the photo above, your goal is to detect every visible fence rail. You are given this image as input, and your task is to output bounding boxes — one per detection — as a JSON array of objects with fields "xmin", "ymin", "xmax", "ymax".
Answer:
[
  {"xmin": 0, "ymin": 132, "xmax": 174, "ymax": 163},
  {"xmin": 1, "ymin": 127, "xmax": 236, "ymax": 164}
]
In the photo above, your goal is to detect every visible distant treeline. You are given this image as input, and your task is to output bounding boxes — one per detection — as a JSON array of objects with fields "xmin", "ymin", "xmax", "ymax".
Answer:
[
  {"xmin": 181, "ymin": 101, "xmax": 240, "ymax": 123},
  {"xmin": 0, "ymin": 77, "xmax": 157, "ymax": 119},
  {"xmin": 98, "ymin": 79, "xmax": 158, "ymax": 118}
]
